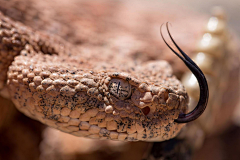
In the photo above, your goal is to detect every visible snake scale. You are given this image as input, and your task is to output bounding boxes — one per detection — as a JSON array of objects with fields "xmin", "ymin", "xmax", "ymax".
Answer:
[{"xmin": 0, "ymin": 0, "xmax": 239, "ymax": 160}]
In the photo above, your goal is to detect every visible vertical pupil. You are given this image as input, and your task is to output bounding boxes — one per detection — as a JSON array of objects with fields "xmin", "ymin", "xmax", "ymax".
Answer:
[{"xmin": 117, "ymin": 82, "xmax": 120, "ymax": 94}]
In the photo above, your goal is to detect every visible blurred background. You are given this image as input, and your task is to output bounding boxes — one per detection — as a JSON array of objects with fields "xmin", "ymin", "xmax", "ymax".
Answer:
[
  {"xmin": 172, "ymin": 0, "xmax": 240, "ymax": 160},
  {"xmin": 163, "ymin": 0, "xmax": 240, "ymax": 36}
]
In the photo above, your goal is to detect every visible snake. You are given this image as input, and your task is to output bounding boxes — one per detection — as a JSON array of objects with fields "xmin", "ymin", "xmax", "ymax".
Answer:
[
  {"xmin": 0, "ymin": 9, "xmax": 208, "ymax": 141},
  {"xmin": 0, "ymin": 0, "xmax": 239, "ymax": 159}
]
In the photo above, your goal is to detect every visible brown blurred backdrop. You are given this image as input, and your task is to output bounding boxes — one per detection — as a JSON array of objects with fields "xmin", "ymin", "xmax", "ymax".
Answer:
[{"xmin": 161, "ymin": 0, "xmax": 240, "ymax": 36}]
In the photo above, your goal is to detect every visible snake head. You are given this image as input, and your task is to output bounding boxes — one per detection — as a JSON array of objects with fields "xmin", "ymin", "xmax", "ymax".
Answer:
[{"xmin": 98, "ymin": 60, "xmax": 189, "ymax": 141}]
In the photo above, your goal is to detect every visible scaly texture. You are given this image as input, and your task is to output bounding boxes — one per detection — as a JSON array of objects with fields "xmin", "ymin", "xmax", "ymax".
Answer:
[{"xmin": 0, "ymin": 12, "xmax": 189, "ymax": 141}]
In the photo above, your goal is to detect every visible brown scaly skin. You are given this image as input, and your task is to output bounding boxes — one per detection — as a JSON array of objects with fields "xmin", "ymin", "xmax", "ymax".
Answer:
[{"xmin": 1, "ymin": 12, "xmax": 189, "ymax": 141}]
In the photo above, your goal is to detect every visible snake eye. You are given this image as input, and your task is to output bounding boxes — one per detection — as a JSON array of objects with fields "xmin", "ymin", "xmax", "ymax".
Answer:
[{"xmin": 108, "ymin": 79, "xmax": 131, "ymax": 100}]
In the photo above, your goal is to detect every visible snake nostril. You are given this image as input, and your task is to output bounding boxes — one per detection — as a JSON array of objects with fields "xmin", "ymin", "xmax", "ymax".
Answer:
[{"xmin": 142, "ymin": 106, "xmax": 150, "ymax": 115}]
